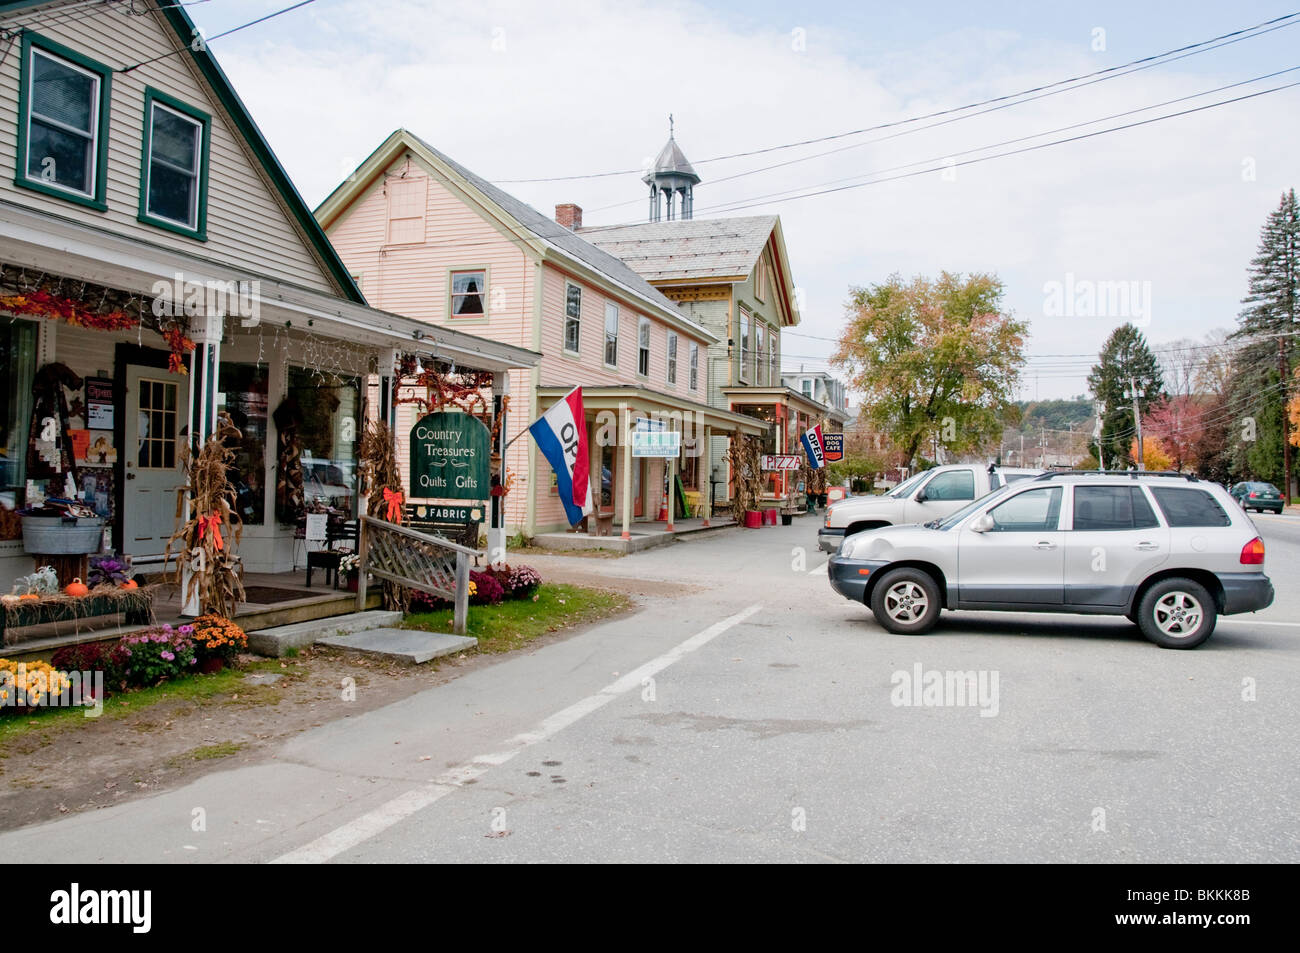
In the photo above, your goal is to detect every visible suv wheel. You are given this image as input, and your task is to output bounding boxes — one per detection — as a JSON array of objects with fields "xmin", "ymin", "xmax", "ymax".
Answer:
[
  {"xmin": 870, "ymin": 567, "xmax": 941, "ymax": 635},
  {"xmin": 1137, "ymin": 578, "xmax": 1216, "ymax": 649}
]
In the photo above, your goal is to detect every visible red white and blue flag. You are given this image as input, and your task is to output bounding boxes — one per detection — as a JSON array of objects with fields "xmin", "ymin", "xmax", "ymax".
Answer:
[
  {"xmin": 529, "ymin": 386, "xmax": 591, "ymax": 526},
  {"xmin": 801, "ymin": 424, "xmax": 826, "ymax": 469}
]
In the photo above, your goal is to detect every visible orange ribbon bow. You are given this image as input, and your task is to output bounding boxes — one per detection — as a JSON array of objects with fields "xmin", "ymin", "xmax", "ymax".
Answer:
[
  {"xmin": 198, "ymin": 513, "xmax": 224, "ymax": 551},
  {"xmin": 383, "ymin": 488, "xmax": 404, "ymax": 522}
]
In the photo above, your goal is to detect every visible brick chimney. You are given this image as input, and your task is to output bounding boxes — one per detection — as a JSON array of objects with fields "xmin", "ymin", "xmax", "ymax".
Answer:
[{"xmin": 555, "ymin": 203, "xmax": 583, "ymax": 230}]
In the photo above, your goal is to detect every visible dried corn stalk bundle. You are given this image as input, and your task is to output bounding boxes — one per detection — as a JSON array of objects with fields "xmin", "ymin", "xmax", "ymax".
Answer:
[
  {"xmin": 726, "ymin": 435, "xmax": 761, "ymax": 523},
  {"xmin": 166, "ymin": 412, "xmax": 245, "ymax": 617},
  {"xmin": 801, "ymin": 459, "xmax": 826, "ymax": 497},
  {"xmin": 357, "ymin": 419, "xmax": 407, "ymax": 612}
]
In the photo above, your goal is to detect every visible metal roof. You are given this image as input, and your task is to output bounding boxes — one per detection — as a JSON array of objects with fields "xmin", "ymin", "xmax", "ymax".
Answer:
[{"xmin": 579, "ymin": 215, "xmax": 779, "ymax": 283}]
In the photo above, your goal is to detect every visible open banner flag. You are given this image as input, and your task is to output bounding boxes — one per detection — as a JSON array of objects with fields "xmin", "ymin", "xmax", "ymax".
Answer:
[
  {"xmin": 529, "ymin": 386, "xmax": 591, "ymax": 526},
  {"xmin": 801, "ymin": 424, "xmax": 826, "ymax": 469}
]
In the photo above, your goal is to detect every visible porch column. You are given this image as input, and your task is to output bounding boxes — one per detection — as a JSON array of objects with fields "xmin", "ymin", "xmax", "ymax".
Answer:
[
  {"xmin": 666, "ymin": 417, "xmax": 677, "ymax": 533},
  {"xmin": 587, "ymin": 412, "xmax": 600, "ymax": 535},
  {"xmin": 701, "ymin": 425, "xmax": 712, "ymax": 527},
  {"xmin": 488, "ymin": 369, "xmax": 509, "ymax": 565},
  {"xmin": 182, "ymin": 311, "xmax": 224, "ymax": 617},
  {"xmin": 380, "ymin": 347, "xmax": 399, "ymax": 430},
  {"xmin": 621, "ymin": 405, "xmax": 633, "ymax": 540}
]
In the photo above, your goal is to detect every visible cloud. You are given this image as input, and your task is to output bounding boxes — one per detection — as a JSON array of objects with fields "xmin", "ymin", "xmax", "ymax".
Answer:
[{"xmin": 205, "ymin": 0, "xmax": 1300, "ymax": 398}]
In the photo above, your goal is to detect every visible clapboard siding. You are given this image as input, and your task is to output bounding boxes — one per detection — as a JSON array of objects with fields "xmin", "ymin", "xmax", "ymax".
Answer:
[
  {"xmin": 327, "ymin": 155, "xmax": 533, "ymax": 349},
  {"xmin": 0, "ymin": 1, "xmax": 338, "ymax": 292},
  {"xmin": 537, "ymin": 267, "xmax": 708, "ymax": 400}
]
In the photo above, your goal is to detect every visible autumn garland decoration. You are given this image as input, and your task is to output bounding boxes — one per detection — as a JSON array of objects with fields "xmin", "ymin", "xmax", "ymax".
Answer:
[{"xmin": 0, "ymin": 288, "xmax": 195, "ymax": 374}]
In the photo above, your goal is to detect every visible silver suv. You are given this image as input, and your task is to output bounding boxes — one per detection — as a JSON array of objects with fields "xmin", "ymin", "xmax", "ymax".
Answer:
[{"xmin": 827, "ymin": 471, "xmax": 1273, "ymax": 649}]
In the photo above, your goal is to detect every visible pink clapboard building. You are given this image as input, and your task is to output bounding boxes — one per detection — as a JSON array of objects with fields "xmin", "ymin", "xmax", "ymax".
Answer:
[{"xmin": 317, "ymin": 130, "xmax": 764, "ymax": 537}]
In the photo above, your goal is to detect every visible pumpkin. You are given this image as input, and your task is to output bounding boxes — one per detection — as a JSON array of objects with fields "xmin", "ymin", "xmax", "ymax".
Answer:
[
  {"xmin": 65, "ymin": 578, "xmax": 89, "ymax": 597},
  {"xmin": 120, "ymin": 579, "xmax": 138, "ymax": 591},
  {"xmin": 19, "ymin": 593, "xmax": 40, "ymax": 601}
]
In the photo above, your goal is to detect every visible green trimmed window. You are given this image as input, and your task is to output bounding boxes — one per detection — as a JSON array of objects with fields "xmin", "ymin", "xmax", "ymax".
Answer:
[
  {"xmin": 15, "ymin": 33, "xmax": 111, "ymax": 209},
  {"xmin": 139, "ymin": 89, "xmax": 210, "ymax": 239}
]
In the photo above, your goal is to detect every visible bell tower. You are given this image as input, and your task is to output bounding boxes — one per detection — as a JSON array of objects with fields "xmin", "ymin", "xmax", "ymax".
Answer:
[{"xmin": 644, "ymin": 116, "xmax": 700, "ymax": 222}]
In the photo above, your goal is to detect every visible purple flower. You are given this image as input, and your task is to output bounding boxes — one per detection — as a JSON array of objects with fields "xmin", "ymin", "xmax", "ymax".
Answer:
[
  {"xmin": 179, "ymin": 625, "xmax": 194, "ymax": 635},
  {"xmin": 160, "ymin": 651, "xmax": 174, "ymax": 661}
]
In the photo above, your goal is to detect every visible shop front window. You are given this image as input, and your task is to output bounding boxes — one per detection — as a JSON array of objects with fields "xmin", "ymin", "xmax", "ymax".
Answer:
[
  {"xmin": 0, "ymin": 320, "xmax": 37, "ymax": 529},
  {"xmin": 219, "ymin": 362, "xmax": 269, "ymax": 526},
  {"xmin": 287, "ymin": 367, "xmax": 361, "ymax": 518}
]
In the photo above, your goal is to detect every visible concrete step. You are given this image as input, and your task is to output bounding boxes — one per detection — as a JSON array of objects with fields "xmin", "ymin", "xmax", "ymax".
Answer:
[
  {"xmin": 315, "ymin": 627, "xmax": 477, "ymax": 664},
  {"xmin": 247, "ymin": 610, "xmax": 403, "ymax": 657}
]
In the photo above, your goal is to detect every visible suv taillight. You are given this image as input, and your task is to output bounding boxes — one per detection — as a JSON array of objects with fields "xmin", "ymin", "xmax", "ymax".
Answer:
[
  {"xmin": 1248, "ymin": 491, "xmax": 1258, "ymax": 498},
  {"xmin": 1240, "ymin": 537, "xmax": 1266, "ymax": 565}
]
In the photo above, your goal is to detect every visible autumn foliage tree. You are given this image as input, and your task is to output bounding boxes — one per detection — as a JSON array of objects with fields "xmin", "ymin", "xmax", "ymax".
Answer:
[
  {"xmin": 1141, "ymin": 395, "xmax": 1204, "ymax": 472},
  {"xmin": 832, "ymin": 272, "xmax": 1027, "ymax": 465}
]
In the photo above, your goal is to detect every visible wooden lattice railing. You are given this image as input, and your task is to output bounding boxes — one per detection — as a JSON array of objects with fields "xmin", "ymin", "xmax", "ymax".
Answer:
[{"xmin": 356, "ymin": 516, "xmax": 481, "ymax": 635}]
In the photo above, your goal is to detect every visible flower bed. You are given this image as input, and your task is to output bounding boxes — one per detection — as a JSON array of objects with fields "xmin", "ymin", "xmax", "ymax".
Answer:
[{"xmin": 406, "ymin": 563, "xmax": 541, "ymax": 611}]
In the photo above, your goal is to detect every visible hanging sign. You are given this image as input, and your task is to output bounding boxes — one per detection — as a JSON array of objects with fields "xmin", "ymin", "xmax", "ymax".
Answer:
[
  {"xmin": 409, "ymin": 411, "xmax": 490, "ymax": 500},
  {"xmin": 632, "ymin": 430, "xmax": 680, "ymax": 457},
  {"xmin": 85, "ymin": 377, "xmax": 114, "ymax": 429},
  {"xmin": 761, "ymin": 454, "xmax": 802, "ymax": 471},
  {"xmin": 822, "ymin": 433, "xmax": 844, "ymax": 462}
]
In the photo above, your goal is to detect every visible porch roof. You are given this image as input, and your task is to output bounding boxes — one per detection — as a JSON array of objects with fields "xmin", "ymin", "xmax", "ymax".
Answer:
[
  {"xmin": 536, "ymin": 385, "xmax": 769, "ymax": 437},
  {"xmin": 0, "ymin": 199, "xmax": 540, "ymax": 375},
  {"xmin": 721, "ymin": 385, "xmax": 832, "ymax": 418}
]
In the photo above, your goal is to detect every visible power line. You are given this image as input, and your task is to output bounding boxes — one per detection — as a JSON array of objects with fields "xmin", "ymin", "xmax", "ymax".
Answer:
[
  {"xmin": 688, "ymin": 78, "xmax": 1300, "ymax": 217},
  {"xmin": 118, "ymin": 0, "xmax": 316, "ymax": 73},
  {"xmin": 491, "ymin": 10, "xmax": 1300, "ymax": 185},
  {"xmin": 685, "ymin": 65, "xmax": 1300, "ymax": 218}
]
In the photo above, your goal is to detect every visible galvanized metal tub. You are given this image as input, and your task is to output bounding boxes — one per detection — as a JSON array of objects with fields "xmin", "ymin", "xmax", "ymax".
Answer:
[{"xmin": 21, "ymin": 516, "xmax": 105, "ymax": 555}]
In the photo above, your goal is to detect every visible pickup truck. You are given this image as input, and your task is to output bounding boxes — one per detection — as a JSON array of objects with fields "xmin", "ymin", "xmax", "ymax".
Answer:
[{"xmin": 817, "ymin": 464, "xmax": 1043, "ymax": 553}]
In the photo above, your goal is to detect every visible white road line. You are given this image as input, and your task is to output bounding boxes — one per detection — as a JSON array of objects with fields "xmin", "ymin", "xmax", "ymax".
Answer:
[
  {"xmin": 807, "ymin": 558, "xmax": 829, "ymax": 579},
  {"xmin": 1222, "ymin": 619, "xmax": 1300, "ymax": 627},
  {"xmin": 271, "ymin": 602, "xmax": 763, "ymax": 864}
]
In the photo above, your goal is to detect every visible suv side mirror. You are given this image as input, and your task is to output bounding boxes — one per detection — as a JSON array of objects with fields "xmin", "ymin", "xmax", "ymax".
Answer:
[
  {"xmin": 914, "ymin": 489, "xmax": 928, "ymax": 502},
  {"xmin": 970, "ymin": 513, "xmax": 995, "ymax": 533}
]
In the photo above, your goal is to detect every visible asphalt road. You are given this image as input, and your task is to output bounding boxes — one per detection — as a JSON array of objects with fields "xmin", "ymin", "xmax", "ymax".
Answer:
[{"xmin": 2, "ymin": 513, "xmax": 1296, "ymax": 863}]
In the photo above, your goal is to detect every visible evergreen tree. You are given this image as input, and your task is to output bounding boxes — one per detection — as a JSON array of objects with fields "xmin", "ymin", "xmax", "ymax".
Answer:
[
  {"xmin": 1233, "ymin": 189, "xmax": 1299, "ymax": 495},
  {"xmin": 1087, "ymin": 324, "xmax": 1164, "ymax": 468}
]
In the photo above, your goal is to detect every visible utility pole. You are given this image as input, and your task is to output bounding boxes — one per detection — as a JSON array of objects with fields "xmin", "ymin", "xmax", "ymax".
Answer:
[
  {"xmin": 1130, "ymin": 375, "xmax": 1144, "ymax": 470},
  {"xmin": 1093, "ymin": 402, "xmax": 1105, "ymax": 470},
  {"xmin": 1281, "ymin": 336, "xmax": 1293, "ymax": 503}
]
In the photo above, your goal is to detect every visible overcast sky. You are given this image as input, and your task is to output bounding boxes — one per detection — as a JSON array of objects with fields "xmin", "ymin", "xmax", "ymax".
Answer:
[{"xmin": 191, "ymin": 0, "xmax": 1300, "ymax": 402}]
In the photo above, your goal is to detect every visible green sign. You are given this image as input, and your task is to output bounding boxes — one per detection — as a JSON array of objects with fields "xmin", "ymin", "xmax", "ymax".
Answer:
[{"xmin": 409, "ymin": 411, "xmax": 490, "ymax": 501}]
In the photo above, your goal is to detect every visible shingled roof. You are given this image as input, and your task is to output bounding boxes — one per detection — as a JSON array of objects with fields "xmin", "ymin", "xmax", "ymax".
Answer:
[{"xmin": 578, "ymin": 216, "xmax": 779, "ymax": 283}]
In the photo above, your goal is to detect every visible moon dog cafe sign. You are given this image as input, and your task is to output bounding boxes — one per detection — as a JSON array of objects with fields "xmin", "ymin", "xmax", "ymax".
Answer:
[{"xmin": 409, "ymin": 412, "xmax": 490, "ymax": 501}]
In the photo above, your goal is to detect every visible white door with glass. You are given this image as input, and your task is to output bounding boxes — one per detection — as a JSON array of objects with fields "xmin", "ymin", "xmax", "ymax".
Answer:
[{"xmin": 124, "ymin": 367, "xmax": 188, "ymax": 558}]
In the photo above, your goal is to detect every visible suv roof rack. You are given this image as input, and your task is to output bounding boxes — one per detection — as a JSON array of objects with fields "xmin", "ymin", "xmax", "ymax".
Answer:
[{"xmin": 1034, "ymin": 469, "xmax": 1198, "ymax": 482}]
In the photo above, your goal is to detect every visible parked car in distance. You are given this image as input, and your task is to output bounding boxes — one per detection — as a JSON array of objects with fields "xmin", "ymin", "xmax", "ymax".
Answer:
[
  {"xmin": 818, "ymin": 463, "xmax": 1043, "ymax": 553},
  {"xmin": 1230, "ymin": 481, "xmax": 1284, "ymax": 514},
  {"xmin": 828, "ymin": 471, "xmax": 1273, "ymax": 649}
]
